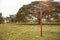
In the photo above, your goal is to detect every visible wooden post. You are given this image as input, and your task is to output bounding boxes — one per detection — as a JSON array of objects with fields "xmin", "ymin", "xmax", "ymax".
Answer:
[{"xmin": 40, "ymin": 2, "xmax": 43, "ymax": 37}]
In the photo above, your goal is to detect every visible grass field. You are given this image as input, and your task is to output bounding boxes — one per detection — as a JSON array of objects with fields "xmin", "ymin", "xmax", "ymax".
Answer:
[{"xmin": 0, "ymin": 23, "xmax": 60, "ymax": 40}]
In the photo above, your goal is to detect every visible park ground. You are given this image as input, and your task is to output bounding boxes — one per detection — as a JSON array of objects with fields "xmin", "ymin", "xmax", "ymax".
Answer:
[{"xmin": 0, "ymin": 23, "xmax": 60, "ymax": 40}]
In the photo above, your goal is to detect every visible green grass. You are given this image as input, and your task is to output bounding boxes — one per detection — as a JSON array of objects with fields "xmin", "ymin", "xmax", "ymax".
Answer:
[{"xmin": 0, "ymin": 23, "xmax": 60, "ymax": 40}]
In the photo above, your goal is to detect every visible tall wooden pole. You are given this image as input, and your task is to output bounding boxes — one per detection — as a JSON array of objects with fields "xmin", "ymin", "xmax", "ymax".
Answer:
[
  {"xmin": 40, "ymin": 2, "xmax": 43, "ymax": 37},
  {"xmin": 39, "ymin": 0, "xmax": 52, "ymax": 37}
]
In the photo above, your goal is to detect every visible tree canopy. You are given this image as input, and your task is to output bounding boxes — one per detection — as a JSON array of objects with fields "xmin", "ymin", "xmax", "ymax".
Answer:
[{"xmin": 16, "ymin": 1, "xmax": 60, "ymax": 24}]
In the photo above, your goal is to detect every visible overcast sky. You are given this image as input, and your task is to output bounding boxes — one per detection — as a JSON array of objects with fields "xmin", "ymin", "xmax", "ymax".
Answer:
[{"xmin": 0, "ymin": 0, "xmax": 60, "ymax": 17}]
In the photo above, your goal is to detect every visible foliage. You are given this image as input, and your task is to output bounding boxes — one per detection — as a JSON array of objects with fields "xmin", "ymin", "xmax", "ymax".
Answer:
[
  {"xmin": 16, "ymin": 1, "xmax": 60, "ymax": 23},
  {"xmin": 0, "ymin": 13, "xmax": 3, "ymax": 24}
]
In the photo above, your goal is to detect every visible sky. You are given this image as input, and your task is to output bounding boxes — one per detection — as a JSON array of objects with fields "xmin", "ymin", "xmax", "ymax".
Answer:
[{"xmin": 0, "ymin": 0, "xmax": 60, "ymax": 17}]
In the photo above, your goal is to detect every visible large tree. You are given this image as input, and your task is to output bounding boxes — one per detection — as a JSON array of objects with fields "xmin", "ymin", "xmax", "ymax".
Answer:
[{"xmin": 16, "ymin": 1, "xmax": 60, "ymax": 24}]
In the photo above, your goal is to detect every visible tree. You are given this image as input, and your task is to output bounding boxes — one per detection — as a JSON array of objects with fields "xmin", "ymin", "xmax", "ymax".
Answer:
[
  {"xmin": 0, "ymin": 13, "xmax": 3, "ymax": 24},
  {"xmin": 16, "ymin": 1, "xmax": 60, "ymax": 24}
]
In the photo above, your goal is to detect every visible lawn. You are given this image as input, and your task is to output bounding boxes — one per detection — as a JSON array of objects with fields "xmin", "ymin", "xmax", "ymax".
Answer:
[{"xmin": 0, "ymin": 23, "xmax": 60, "ymax": 40}]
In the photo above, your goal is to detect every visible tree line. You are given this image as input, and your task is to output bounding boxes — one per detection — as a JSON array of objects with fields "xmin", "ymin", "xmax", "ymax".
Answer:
[{"xmin": 0, "ymin": 1, "xmax": 60, "ymax": 24}]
